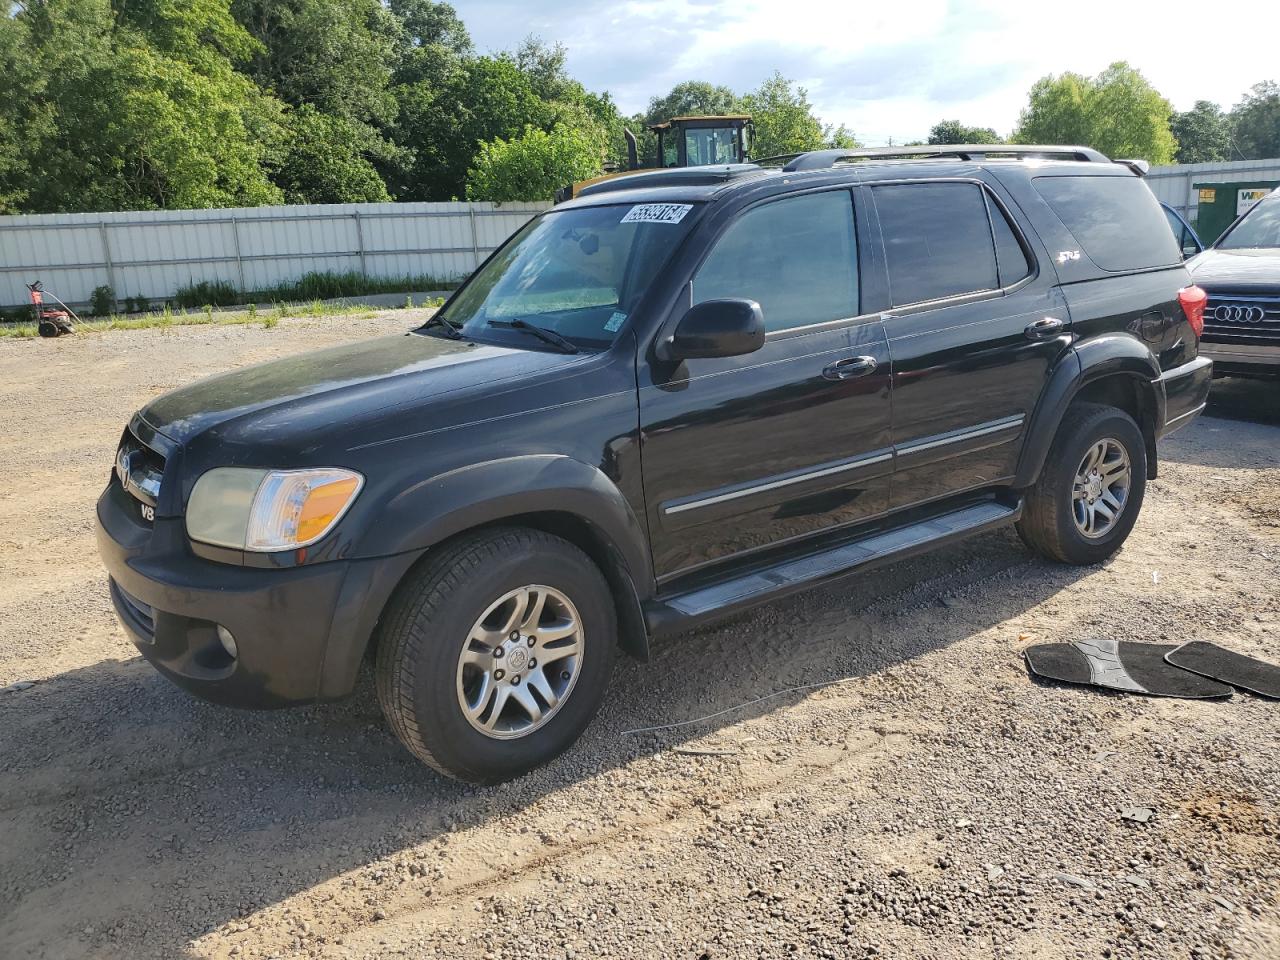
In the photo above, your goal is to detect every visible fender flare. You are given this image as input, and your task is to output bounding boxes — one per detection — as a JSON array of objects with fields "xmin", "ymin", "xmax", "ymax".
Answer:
[
  {"xmin": 356, "ymin": 454, "xmax": 652, "ymax": 587},
  {"xmin": 1014, "ymin": 336, "xmax": 1165, "ymax": 488}
]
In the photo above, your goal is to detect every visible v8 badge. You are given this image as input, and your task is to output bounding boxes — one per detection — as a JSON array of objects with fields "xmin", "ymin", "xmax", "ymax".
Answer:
[{"xmin": 139, "ymin": 503, "xmax": 155, "ymax": 523}]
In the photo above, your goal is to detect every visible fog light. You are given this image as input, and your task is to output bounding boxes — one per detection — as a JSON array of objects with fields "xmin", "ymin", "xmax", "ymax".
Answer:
[{"xmin": 216, "ymin": 625, "xmax": 238, "ymax": 659}]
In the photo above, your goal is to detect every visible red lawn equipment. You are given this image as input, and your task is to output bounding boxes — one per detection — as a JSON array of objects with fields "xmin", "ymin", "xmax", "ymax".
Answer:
[{"xmin": 27, "ymin": 280, "xmax": 78, "ymax": 337}]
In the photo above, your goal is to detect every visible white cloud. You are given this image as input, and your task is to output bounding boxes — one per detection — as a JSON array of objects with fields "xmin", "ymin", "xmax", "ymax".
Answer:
[{"xmin": 464, "ymin": 0, "xmax": 1278, "ymax": 144}]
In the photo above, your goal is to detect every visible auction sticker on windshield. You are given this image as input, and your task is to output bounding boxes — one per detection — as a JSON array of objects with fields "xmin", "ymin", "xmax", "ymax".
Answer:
[{"xmin": 621, "ymin": 203, "xmax": 693, "ymax": 225}]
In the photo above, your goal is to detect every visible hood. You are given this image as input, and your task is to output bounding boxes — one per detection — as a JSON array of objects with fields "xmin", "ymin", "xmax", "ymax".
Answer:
[
  {"xmin": 138, "ymin": 332, "xmax": 581, "ymax": 446},
  {"xmin": 1188, "ymin": 247, "xmax": 1280, "ymax": 292}
]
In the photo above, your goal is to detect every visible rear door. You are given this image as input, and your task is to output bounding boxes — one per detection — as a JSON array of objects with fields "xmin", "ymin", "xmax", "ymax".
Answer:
[
  {"xmin": 866, "ymin": 177, "xmax": 1071, "ymax": 509},
  {"xmin": 638, "ymin": 187, "xmax": 894, "ymax": 584}
]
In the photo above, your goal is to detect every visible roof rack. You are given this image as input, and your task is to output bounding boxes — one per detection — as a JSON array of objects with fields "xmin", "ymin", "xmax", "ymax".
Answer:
[
  {"xmin": 779, "ymin": 144, "xmax": 1111, "ymax": 172},
  {"xmin": 575, "ymin": 164, "xmax": 763, "ymax": 198}
]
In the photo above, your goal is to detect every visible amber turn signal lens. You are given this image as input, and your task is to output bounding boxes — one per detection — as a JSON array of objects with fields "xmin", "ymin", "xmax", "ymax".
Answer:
[{"xmin": 296, "ymin": 476, "xmax": 362, "ymax": 543}]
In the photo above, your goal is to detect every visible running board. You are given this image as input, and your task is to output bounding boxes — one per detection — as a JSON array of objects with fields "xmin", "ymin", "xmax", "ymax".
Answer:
[{"xmin": 645, "ymin": 499, "xmax": 1021, "ymax": 635}]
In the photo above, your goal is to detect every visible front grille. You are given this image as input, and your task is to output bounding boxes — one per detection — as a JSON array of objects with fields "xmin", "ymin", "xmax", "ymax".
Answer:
[
  {"xmin": 1202, "ymin": 293, "xmax": 1280, "ymax": 343},
  {"xmin": 116, "ymin": 431, "xmax": 166, "ymax": 505}
]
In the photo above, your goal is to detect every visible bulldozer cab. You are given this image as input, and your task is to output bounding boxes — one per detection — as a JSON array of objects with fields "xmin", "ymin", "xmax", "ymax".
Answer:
[
  {"xmin": 555, "ymin": 114, "xmax": 753, "ymax": 203},
  {"xmin": 649, "ymin": 115, "xmax": 753, "ymax": 168}
]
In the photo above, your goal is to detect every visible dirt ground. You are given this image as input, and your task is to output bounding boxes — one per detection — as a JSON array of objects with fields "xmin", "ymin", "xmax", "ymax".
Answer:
[{"xmin": 1, "ymin": 315, "xmax": 1277, "ymax": 960}]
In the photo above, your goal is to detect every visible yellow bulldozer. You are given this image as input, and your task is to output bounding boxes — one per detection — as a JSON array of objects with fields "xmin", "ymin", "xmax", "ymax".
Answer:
[{"xmin": 557, "ymin": 114, "xmax": 754, "ymax": 203}]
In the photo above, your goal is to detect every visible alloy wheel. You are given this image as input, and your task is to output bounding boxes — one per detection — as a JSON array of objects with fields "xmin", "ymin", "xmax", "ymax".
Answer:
[
  {"xmin": 455, "ymin": 585, "xmax": 583, "ymax": 739},
  {"xmin": 1071, "ymin": 437, "xmax": 1131, "ymax": 539}
]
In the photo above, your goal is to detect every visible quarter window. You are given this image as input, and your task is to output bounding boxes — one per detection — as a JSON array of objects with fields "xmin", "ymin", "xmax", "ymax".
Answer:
[
  {"xmin": 874, "ymin": 182, "xmax": 999, "ymax": 306},
  {"xmin": 693, "ymin": 191, "xmax": 858, "ymax": 332},
  {"xmin": 1033, "ymin": 175, "xmax": 1180, "ymax": 271}
]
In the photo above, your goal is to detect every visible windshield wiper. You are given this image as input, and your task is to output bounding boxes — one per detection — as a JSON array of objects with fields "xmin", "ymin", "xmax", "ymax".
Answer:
[
  {"xmin": 421, "ymin": 312, "xmax": 462, "ymax": 339},
  {"xmin": 487, "ymin": 318, "xmax": 580, "ymax": 354}
]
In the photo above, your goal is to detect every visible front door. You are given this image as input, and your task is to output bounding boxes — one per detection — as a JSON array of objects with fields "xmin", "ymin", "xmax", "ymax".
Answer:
[
  {"xmin": 865, "ymin": 177, "xmax": 1072, "ymax": 509},
  {"xmin": 639, "ymin": 188, "xmax": 894, "ymax": 584}
]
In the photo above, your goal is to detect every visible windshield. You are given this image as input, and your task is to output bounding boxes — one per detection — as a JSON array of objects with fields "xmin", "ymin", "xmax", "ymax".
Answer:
[
  {"xmin": 1218, "ymin": 198, "xmax": 1280, "ymax": 250},
  {"xmin": 685, "ymin": 127, "xmax": 739, "ymax": 165},
  {"xmin": 439, "ymin": 203, "xmax": 698, "ymax": 350}
]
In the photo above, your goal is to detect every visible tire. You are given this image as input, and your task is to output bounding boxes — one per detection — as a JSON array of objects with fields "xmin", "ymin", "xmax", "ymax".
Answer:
[
  {"xmin": 1016, "ymin": 402, "xmax": 1147, "ymax": 565},
  {"xmin": 375, "ymin": 527, "xmax": 616, "ymax": 783}
]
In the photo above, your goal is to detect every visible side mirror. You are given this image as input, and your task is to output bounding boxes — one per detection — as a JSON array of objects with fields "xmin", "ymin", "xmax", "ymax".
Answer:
[{"xmin": 666, "ymin": 298, "xmax": 765, "ymax": 360}]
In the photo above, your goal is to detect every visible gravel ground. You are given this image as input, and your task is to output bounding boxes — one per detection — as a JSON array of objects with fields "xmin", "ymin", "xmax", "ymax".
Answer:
[{"xmin": 0, "ymin": 316, "xmax": 1277, "ymax": 960}]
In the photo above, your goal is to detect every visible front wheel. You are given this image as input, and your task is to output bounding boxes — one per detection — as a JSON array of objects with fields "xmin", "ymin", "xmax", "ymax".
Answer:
[
  {"xmin": 1016, "ymin": 402, "xmax": 1147, "ymax": 565},
  {"xmin": 375, "ymin": 527, "xmax": 616, "ymax": 783}
]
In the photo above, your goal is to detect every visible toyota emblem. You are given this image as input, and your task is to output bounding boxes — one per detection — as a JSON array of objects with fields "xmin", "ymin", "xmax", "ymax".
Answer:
[{"xmin": 1212, "ymin": 304, "xmax": 1266, "ymax": 323}]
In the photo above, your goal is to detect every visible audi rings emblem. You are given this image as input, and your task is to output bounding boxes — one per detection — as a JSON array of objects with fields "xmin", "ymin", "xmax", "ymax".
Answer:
[{"xmin": 1213, "ymin": 304, "xmax": 1266, "ymax": 323}]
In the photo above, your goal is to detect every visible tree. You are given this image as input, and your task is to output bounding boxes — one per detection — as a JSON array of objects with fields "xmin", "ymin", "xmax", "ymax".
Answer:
[
  {"xmin": 387, "ymin": 0, "xmax": 472, "ymax": 57},
  {"xmin": 466, "ymin": 124, "xmax": 599, "ymax": 201},
  {"xmin": 1230, "ymin": 81, "xmax": 1280, "ymax": 160},
  {"xmin": 1013, "ymin": 62, "xmax": 1176, "ymax": 164},
  {"xmin": 231, "ymin": 0, "xmax": 399, "ymax": 127},
  {"xmin": 390, "ymin": 56, "xmax": 552, "ymax": 200},
  {"xmin": 269, "ymin": 105, "xmax": 392, "ymax": 203},
  {"xmin": 928, "ymin": 119, "xmax": 1001, "ymax": 145},
  {"xmin": 643, "ymin": 80, "xmax": 739, "ymax": 126},
  {"xmin": 740, "ymin": 72, "xmax": 855, "ymax": 158},
  {"xmin": 1170, "ymin": 101, "xmax": 1231, "ymax": 163},
  {"xmin": 1, "ymin": 0, "xmax": 284, "ymax": 213}
]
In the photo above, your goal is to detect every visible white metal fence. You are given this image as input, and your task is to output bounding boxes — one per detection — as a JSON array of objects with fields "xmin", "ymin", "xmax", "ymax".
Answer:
[
  {"xmin": 1144, "ymin": 158, "xmax": 1280, "ymax": 223},
  {"xmin": 0, "ymin": 200, "xmax": 551, "ymax": 309}
]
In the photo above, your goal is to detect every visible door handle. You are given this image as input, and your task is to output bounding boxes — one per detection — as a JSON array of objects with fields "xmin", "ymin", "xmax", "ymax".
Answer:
[
  {"xmin": 1024, "ymin": 317, "xmax": 1065, "ymax": 340},
  {"xmin": 823, "ymin": 355, "xmax": 878, "ymax": 380}
]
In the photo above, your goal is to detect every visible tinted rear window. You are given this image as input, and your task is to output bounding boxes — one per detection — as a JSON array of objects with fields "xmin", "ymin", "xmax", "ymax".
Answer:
[
  {"xmin": 874, "ymin": 182, "xmax": 998, "ymax": 305},
  {"xmin": 1033, "ymin": 175, "xmax": 1180, "ymax": 272}
]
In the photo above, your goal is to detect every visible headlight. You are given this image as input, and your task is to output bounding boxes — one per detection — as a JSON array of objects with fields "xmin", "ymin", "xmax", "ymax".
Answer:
[{"xmin": 186, "ymin": 467, "xmax": 364, "ymax": 552}]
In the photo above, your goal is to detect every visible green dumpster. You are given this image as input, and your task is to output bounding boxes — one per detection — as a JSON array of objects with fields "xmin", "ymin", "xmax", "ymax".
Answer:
[{"xmin": 1193, "ymin": 181, "xmax": 1279, "ymax": 243}]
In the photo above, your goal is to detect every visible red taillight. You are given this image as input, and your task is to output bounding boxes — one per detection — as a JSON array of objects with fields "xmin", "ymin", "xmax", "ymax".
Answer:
[{"xmin": 1179, "ymin": 285, "xmax": 1207, "ymax": 338}]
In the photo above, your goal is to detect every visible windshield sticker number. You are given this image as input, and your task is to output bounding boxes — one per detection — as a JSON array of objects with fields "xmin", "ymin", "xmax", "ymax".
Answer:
[
  {"xmin": 604, "ymin": 311, "xmax": 627, "ymax": 332},
  {"xmin": 621, "ymin": 203, "xmax": 692, "ymax": 225}
]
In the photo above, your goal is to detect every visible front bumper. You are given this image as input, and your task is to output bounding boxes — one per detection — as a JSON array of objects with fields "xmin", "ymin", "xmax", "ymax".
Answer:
[
  {"xmin": 1199, "ymin": 341, "xmax": 1280, "ymax": 378},
  {"xmin": 1156, "ymin": 355, "xmax": 1213, "ymax": 438},
  {"xmin": 96, "ymin": 480, "xmax": 419, "ymax": 708}
]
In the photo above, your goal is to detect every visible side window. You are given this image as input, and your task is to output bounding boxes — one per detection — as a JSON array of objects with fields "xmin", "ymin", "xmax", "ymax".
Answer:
[
  {"xmin": 985, "ymin": 192, "xmax": 1033, "ymax": 287},
  {"xmin": 693, "ymin": 191, "xmax": 858, "ymax": 332},
  {"xmin": 874, "ymin": 182, "xmax": 998, "ymax": 306}
]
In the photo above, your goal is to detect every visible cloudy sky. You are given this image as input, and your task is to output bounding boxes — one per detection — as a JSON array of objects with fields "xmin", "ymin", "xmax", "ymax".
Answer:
[{"xmin": 460, "ymin": 0, "xmax": 1275, "ymax": 144}]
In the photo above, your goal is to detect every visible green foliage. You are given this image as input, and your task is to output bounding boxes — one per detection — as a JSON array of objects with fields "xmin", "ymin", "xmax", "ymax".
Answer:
[
  {"xmin": 390, "ymin": 55, "xmax": 552, "ymax": 200},
  {"xmin": 741, "ymin": 72, "xmax": 857, "ymax": 159},
  {"xmin": 270, "ymin": 105, "xmax": 394, "ymax": 203},
  {"xmin": 174, "ymin": 279, "xmax": 238, "ymax": 308},
  {"xmin": 1, "ymin": 0, "xmax": 285, "ymax": 213},
  {"xmin": 928, "ymin": 120, "xmax": 1002, "ymax": 145},
  {"xmin": 90, "ymin": 285, "xmax": 115, "ymax": 316},
  {"xmin": 1013, "ymin": 62, "xmax": 1176, "ymax": 164},
  {"xmin": 1171, "ymin": 101, "xmax": 1231, "ymax": 163},
  {"xmin": 643, "ymin": 80, "xmax": 739, "ymax": 125},
  {"xmin": 232, "ymin": 0, "xmax": 398, "ymax": 127},
  {"xmin": 466, "ymin": 125, "xmax": 601, "ymax": 201},
  {"xmin": 1229, "ymin": 81, "xmax": 1280, "ymax": 160},
  {"xmin": 254, "ymin": 270, "xmax": 452, "ymax": 301}
]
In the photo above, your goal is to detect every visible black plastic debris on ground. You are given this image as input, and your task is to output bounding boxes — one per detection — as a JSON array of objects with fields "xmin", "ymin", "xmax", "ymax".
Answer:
[
  {"xmin": 1166, "ymin": 641, "xmax": 1280, "ymax": 699},
  {"xmin": 1024, "ymin": 638, "xmax": 1233, "ymax": 699}
]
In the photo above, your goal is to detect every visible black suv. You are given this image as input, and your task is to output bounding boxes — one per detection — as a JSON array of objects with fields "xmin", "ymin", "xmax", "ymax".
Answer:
[
  {"xmin": 1189, "ymin": 187, "xmax": 1280, "ymax": 378},
  {"xmin": 98, "ymin": 145, "xmax": 1212, "ymax": 783}
]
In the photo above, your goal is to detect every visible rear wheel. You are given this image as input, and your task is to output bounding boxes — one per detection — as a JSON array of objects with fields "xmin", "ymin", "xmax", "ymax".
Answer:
[
  {"xmin": 1016, "ymin": 402, "xmax": 1147, "ymax": 565},
  {"xmin": 375, "ymin": 527, "xmax": 616, "ymax": 783}
]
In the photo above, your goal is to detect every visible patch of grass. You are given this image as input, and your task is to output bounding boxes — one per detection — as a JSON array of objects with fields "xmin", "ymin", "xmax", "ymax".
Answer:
[
  {"xmin": 0, "ymin": 287, "xmax": 425, "ymax": 338},
  {"xmin": 174, "ymin": 279, "xmax": 238, "ymax": 309},
  {"xmin": 253, "ymin": 270, "xmax": 454, "ymax": 302}
]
